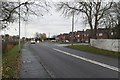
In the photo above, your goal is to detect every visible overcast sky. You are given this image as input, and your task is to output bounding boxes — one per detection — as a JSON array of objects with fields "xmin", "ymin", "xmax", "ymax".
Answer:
[
  {"xmin": 1, "ymin": 0, "xmax": 119, "ymax": 38},
  {"xmin": 3, "ymin": 0, "xmax": 119, "ymax": 38},
  {"xmin": 1, "ymin": 1, "xmax": 90, "ymax": 38}
]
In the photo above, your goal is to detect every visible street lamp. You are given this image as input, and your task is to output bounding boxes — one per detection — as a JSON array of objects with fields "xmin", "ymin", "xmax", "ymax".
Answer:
[
  {"xmin": 24, "ymin": 7, "xmax": 29, "ymax": 42},
  {"xmin": 24, "ymin": 13, "xmax": 28, "ymax": 42},
  {"xmin": 18, "ymin": 0, "xmax": 21, "ymax": 52},
  {"xmin": 71, "ymin": 10, "xmax": 75, "ymax": 46}
]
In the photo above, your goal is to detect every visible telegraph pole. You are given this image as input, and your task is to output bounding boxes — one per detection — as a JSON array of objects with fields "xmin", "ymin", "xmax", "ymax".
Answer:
[
  {"xmin": 24, "ymin": 7, "xmax": 28, "ymax": 42},
  {"xmin": 24, "ymin": 13, "xmax": 28, "ymax": 42},
  {"xmin": 49, "ymin": 32, "xmax": 50, "ymax": 38},
  {"xmin": 25, "ymin": 20, "xmax": 27, "ymax": 42},
  {"xmin": 71, "ymin": 10, "xmax": 75, "ymax": 46},
  {"xmin": 18, "ymin": 0, "xmax": 21, "ymax": 52}
]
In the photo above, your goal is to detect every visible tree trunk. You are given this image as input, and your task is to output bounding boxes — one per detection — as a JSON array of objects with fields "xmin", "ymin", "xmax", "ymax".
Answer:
[
  {"xmin": 91, "ymin": 29, "xmax": 97, "ymax": 39},
  {"xmin": 89, "ymin": 29, "xmax": 96, "ymax": 39}
]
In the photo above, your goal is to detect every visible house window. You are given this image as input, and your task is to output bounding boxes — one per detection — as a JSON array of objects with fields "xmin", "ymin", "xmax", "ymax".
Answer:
[
  {"xmin": 84, "ymin": 34, "xmax": 86, "ymax": 36},
  {"xmin": 111, "ymin": 32, "xmax": 113, "ymax": 35},
  {"xmin": 99, "ymin": 33, "xmax": 103, "ymax": 36},
  {"xmin": 87, "ymin": 34, "xmax": 89, "ymax": 36}
]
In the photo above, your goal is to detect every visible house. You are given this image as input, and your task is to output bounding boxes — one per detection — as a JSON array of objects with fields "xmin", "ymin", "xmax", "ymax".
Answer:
[
  {"xmin": 96, "ymin": 28, "xmax": 113, "ymax": 39},
  {"xmin": 69, "ymin": 32, "xmax": 77, "ymax": 42},
  {"xmin": 57, "ymin": 33, "xmax": 69, "ymax": 42},
  {"xmin": 56, "ymin": 28, "xmax": 115, "ymax": 43},
  {"xmin": 75, "ymin": 31, "xmax": 84, "ymax": 42},
  {"xmin": 84, "ymin": 29, "xmax": 91, "ymax": 42}
]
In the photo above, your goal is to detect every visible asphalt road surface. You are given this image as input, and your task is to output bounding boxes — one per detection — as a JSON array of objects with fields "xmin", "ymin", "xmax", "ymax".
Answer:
[{"xmin": 28, "ymin": 42, "xmax": 119, "ymax": 78}]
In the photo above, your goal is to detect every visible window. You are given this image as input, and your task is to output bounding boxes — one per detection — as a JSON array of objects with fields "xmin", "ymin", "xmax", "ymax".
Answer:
[
  {"xmin": 87, "ymin": 34, "xmax": 89, "ymax": 36},
  {"xmin": 84, "ymin": 34, "xmax": 86, "ymax": 36},
  {"xmin": 99, "ymin": 33, "xmax": 103, "ymax": 36},
  {"xmin": 111, "ymin": 32, "xmax": 113, "ymax": 35}
]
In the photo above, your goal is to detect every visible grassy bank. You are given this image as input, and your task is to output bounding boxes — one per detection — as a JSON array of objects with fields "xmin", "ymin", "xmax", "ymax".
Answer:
[
  {"xmin": 66, "ymin": 45, "xmax": 120, "ymax": 58},
  {"xmin": 2, "ymin": 42, "xmax": 24, "ymax": 78}
]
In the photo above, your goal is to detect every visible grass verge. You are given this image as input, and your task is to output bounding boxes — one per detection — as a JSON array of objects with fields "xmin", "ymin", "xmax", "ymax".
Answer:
[
  {"xmin": 66, "ymin": 45, "xmax": 120, "ymax": 58},
  {"xmin": 50, "ymin": 41, "xmax": 78, "ymax": 44},
  {"xmin": 2, "ymin": 42, "xmax": 24, "ymax": 78},
  {"xmin": 59, "ymin": 42, "xmax": 78, "ymax": 44}
]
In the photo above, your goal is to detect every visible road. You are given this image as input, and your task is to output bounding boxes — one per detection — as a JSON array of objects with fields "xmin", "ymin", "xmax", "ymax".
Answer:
[{"xmin": 28, "ymin": 42, "xmax": 119, "ymax": 78}]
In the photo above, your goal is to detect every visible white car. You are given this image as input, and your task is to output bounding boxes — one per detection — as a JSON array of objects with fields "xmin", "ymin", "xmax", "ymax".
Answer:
[
  {"xmin": 30, "ymin": 40, "xmax": 36, "ymax": 44},
  {"xmin": 65, "ymin": 40, "xmax": 69, "ymax": 42},
  {"xmin": 51, "ymin": 40, "xmax": 56, "ymax": 42}
]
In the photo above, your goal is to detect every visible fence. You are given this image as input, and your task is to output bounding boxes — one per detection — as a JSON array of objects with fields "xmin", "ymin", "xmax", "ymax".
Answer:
[{"xmin": 90, "ymin": 39, "xmax": 120, "ymax": 52}]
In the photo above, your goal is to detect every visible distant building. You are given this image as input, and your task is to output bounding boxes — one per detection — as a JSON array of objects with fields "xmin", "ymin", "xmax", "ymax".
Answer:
[
  {"xmin": 96, "ymin": 28, "xmax": 113, "ymax": 39},
  {"xmin": 57, "ymin": 33, "xmax": 71, "ymax": 42},
  {"xmin": 56, "ymin": 28, "xmax": 115, "ymax": 43},
  {"xmin": 76, "ymin": 31, "xmax": 84, "ymax": 42}
]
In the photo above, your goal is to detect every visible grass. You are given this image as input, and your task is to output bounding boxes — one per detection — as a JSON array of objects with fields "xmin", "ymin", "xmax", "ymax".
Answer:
[
  {"xmin": 59, "ymin": 42, "xmax": 78, "ymax": 44},
  {"xmin": 2, "ymin": 42, "xmax": 24, "ymax": 78},
  {"xmin": 66, "ymin": 45, "xmax": 120, "ymax": 58},
  {"xmin": 50, "ymin": 41, "xmax": 78, "ymax": 44}
]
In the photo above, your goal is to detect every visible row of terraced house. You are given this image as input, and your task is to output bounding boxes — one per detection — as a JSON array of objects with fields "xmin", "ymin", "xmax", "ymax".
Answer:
[{"xmin": 56, "ymin": 28, "xmax": 114, "ymax": 43}]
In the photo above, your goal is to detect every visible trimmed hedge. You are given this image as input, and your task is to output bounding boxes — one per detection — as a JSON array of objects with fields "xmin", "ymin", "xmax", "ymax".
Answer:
[{"xmin": 2, "ymin": 41, "xmax": 18, "ymax": 53}]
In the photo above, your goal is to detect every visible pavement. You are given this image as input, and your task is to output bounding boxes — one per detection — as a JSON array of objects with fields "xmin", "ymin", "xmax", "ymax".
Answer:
[
  {"xmin": 20, "ymin": 42, "xmax": 119, "ymax": 78},
  {"xmin": 19, "ymin": 43, "xmax": 51, "ymax": 78}
]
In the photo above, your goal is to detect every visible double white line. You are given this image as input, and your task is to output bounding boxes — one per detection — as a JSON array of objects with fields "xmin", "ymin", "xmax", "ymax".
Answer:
[{"xmin": 53, "ymin": 48, "xmax": 120, "ymax": 72}]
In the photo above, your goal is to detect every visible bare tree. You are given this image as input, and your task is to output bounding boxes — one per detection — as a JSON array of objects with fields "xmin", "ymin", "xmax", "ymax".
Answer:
[
  {"xmin": 0, "ymin": 0, "xmax": 50, "ymax": 30},
  {"xmin": 112, "ymin": 1, "xmax": 120, "ymax": 39},
  {"xmin": 56, "ymin": 1, "xmax": 113, "ymax": 39}
]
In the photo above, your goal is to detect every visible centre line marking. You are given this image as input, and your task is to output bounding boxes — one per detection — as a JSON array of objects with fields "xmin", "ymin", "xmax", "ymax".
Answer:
[{"xmin": 53, "ymin": 48, "xmax": 119, "ymax": 72}]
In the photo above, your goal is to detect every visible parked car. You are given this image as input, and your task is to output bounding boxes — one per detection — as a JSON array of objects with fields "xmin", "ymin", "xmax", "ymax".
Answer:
[
  {"xmin": 51, "ymin": 40, "xmax": 56, "ymax": 42},
  {"xmin": 81, "ymin": 39, "xmax": 85, "ymax": 43},
  {"xmin": 65, "ymin": 40, "xmax": 69, "ymax": 42},
  {"xmin": 85, "ymin": 40, "xmax": 89, "ymax": 43},
  {"xmin": 30, "ymin": 40, "xmax": 36, "ymax": 44},
  {"xmin": 37, "ymin": 40, "xmax": 40, "ymax": 43}
]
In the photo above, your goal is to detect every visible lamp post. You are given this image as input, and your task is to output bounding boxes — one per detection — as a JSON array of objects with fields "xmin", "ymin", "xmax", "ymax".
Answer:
[
  {"xmin": 24, "ymin": 7, "xmax": 29, "ymax": 42},
  {"xmin": 18, "ymin": 0, "xmax": 21, "ymax": 52},
  {"xmin": 24, "ymin": 13, "xmax": 28, "ymax": 42},
  {"xmin": 71, "ymin": 10, "xmax": 75, "ymax": 46}
]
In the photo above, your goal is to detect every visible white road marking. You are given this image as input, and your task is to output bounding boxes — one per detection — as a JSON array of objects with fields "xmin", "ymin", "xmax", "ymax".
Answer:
[{"xmin": 53, "ymin": 48, "xmax": 120, "ymax": 72}]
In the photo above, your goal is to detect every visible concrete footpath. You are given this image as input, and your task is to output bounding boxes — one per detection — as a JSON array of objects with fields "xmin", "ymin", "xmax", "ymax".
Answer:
[{"xmin": 19, "ymin": 43, "xmax": 50, "ymax": 78}]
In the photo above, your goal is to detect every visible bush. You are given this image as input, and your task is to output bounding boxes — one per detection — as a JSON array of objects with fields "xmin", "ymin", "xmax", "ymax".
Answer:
[{"xmin": 2, "ymin": 41, "xmax": 18, "ymax": 53}]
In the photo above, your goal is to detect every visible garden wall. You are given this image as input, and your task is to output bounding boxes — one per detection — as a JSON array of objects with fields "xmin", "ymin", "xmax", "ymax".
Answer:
[{"xmin": 90, "ymin": 39, "xmax": 120, "ymax": 52}]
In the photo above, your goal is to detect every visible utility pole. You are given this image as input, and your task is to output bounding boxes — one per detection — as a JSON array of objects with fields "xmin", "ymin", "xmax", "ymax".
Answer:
[
  {"xmin": 24, "ymin": 13, "xmax": 28, "ymax": 42},
  {"xmin": 24, "ymin": 8, "xmax": 28, "ymax": 42},
  {"xmin": 49, "ymin": 32, "xmax": 50, "ymax": 38},
  {"xmin": 71, "ymin": 10, "xmax": 75, "ymax": 46},
  {"xmin": 24, "ymin": 20, "xmax": 27, "ymax": 42},
  {"xmin": 18, "ymin": 0, "xmax": 21, "ymax": 52}
]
